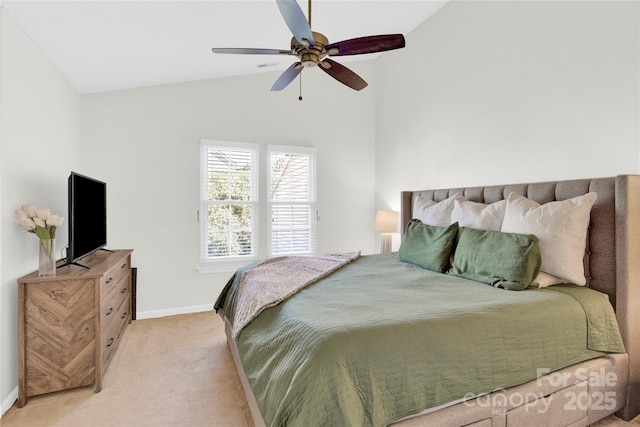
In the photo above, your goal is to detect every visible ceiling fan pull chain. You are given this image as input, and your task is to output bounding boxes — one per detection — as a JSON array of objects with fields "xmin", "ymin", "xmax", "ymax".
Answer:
[{"xmin": 299, "ymin": 70, "xmax": 303, "ymax": 101}]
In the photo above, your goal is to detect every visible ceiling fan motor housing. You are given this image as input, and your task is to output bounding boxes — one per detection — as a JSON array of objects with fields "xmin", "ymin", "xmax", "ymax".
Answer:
[{"xmin": 292, "ymin": 31, "xmax": 329, "ymax": 67}]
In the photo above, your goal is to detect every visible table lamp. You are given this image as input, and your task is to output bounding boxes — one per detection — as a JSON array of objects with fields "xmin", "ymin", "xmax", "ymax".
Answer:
[{"xmin": 375, "ymin": 210, "xmax": 399, "ymax": 254}]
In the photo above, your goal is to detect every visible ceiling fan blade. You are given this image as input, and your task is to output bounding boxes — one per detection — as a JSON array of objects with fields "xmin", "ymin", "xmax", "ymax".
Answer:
[
  {"xmin": 212, "ymin": 48, "xmax": 292, "ymax": 55},
  {"xmin": 325, "ymin": 34, "xmax": 405, "ymax": 56},
  {"xmin": 271, "ymin": 62, "xmax": 303, "ymax": 91},
  {"xmin": 319, "ymin": 58, "xmax": 367, "ymax": 91},
  {"xmin": 276, "ymin": 0, "xmax": 314, "ymax": 47}
]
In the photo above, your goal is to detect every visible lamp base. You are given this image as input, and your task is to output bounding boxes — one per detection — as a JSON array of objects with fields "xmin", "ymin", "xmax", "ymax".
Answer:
[{"xmin": 380, "ymin": 233, "xmax": 392, "ymax": 254}]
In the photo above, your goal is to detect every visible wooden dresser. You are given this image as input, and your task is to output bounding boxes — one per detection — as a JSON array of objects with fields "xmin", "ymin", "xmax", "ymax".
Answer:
[{"xmin": 17, "ymin": 249, "xmax": 133, "ymax": 407}]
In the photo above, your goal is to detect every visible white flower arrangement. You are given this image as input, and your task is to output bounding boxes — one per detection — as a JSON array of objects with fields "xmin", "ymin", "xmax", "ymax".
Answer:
[{"xmin": 15, "ymin": 203, "xmax": 64, "ymax": 256}]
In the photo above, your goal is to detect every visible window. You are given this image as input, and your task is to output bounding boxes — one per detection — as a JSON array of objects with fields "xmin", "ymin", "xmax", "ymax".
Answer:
[
  {"xmin": 200, "ymin": 141, "xmax": 258, "ymax": 271},
  {"xmin": 199, "ymin": 141, "xmax": 316, "ymax": 272},
  {"xmin": 268, "ymin": 145, "xmax": 317, "ymax": 256}
]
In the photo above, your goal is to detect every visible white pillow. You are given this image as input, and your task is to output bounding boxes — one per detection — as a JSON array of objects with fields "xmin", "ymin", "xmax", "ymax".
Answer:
[
  {"xmin": 500, "ymin": 192, "xmax": 597, "ymax": 286},
  {"xmin": 413, "ymin": 194, "xmax": 463, "ymax": 226},
  {"xmin": 451, "ymin": 199, "xmax": 506, "ymax": 231}
]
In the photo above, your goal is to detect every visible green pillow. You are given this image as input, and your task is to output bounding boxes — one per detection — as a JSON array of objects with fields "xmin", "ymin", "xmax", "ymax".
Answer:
[
  {"xmin": 449, "ymin": 227, "xmax": 541, "ymax": 291},
  {"xmin": 399, "ymin": 220, "xmax": 459, "ymax": 273}
]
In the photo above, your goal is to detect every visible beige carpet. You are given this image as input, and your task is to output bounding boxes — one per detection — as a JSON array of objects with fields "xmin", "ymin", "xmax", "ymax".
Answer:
[
  {"xmin": 2, "ymin": 311, "xmax": 639, "ymax": 427},
  {"xmin": 2, "ymin": 312, "xmax": 253, "ymax": 427}
]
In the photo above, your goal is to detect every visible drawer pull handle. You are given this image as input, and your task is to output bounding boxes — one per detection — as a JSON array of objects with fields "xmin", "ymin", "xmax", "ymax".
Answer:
[
  {"xmin": 106, "ymin": 277, "xmax": 113, "ymax": 284},
  {"xmin": 106, "ymin": 307, "xmax": 113, "ymax": 316},
  {"xmin": 106, "ymin": 338, "xmax": 115, "ymax": 348},
  {"xmin": 120, "ymin": 263, "xmax": 127, "ymax": 269},
  {"xmin": 121, "ymin": 312, "xmax": 127, "ymax": 319},
  {"xmin": 121, "ymin": 287, "xmax": 127, "ymax": 294}
]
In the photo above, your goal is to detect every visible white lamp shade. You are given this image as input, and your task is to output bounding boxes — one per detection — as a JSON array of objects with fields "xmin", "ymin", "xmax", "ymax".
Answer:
[{"xmin": 375, "ymin": 210, "xmax": 399, "ymax": 233}]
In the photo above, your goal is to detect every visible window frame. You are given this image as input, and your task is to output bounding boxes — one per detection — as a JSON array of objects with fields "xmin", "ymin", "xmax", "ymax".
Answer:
[
  {"xmin": 267, "ymin": 145, "xmax": 317, "ymax": 257},
  {"xmin": 198, "ymin": 140, "xmax": 259, "ymax": 273}
]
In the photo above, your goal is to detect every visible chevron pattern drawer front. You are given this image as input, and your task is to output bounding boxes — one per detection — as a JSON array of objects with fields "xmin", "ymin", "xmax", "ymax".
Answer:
[
  {"xmin": 17, "ymin": 249, "xmax": 133, "ymax": 407},
  {"xmin": 23, "ymin": 278, "xmax": 96, "ymax": 396}
]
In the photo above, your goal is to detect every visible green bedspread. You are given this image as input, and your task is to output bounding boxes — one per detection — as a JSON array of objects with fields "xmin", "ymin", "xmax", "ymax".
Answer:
[{"xmin": 216, "ymin": 253, "xmax": 625, "ymax": 427}]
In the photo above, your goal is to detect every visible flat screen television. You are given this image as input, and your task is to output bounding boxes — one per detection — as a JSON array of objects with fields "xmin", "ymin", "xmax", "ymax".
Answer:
[{"xmin": 65, "ymin": 172, "xmax": 107, "ymax": 268}]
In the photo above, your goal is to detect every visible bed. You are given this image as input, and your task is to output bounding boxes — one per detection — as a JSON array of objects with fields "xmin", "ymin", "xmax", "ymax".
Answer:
[{"xmin": 215, "ymin": 175, "xmax": 640, "ymax": 427}]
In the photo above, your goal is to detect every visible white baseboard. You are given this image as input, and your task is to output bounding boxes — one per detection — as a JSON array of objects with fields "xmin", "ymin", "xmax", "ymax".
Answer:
[
  {"xmin": 0, "ymin": 305, "xmax": 212, "ymax": 417},
  {"xmin": 135, "ymin": 304, "xmax": 213, "ymax": 320},
  {"xmin": 1, "ymin": 386, "xmax": 18, "ymax": 417}
]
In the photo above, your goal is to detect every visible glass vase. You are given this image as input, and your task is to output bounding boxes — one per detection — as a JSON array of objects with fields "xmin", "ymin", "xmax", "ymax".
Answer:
[{"xmin": 38, "ymin": 238, "xmax": 56, "ymax": 277}]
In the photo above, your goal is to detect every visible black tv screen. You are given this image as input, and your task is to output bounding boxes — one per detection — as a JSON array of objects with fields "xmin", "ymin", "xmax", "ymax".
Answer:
[{"xmin": 67, "ymin": 172, "xmax": 107, "ymax": 265}]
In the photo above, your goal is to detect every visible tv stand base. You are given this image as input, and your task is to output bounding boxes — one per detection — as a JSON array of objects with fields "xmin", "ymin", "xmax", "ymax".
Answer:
[{"xmin": 57, "ymin": 261, "xmax": 89, "ymax": 269}]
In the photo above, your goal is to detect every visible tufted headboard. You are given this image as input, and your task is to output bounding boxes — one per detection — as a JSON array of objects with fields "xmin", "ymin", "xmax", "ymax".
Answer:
[{"xmin": 401, "ymin": 175, "xmax": 640, "ymax": 420}]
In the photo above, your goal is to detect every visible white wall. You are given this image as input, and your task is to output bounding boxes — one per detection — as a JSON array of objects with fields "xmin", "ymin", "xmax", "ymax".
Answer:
[
  {"xmin": 375, "ymin": 0, "xmax": 640, "ymax": 223},
  {"xmin": 81, "ymin": 63, "xmax": 377, "ymax": 314},
  {"xmin": 0, "ymin": 9, "xmax": 4, "ymax": 413},
  {"xmin": 0, "ymin": 8, "xmax": 82, "ymax": 412}
]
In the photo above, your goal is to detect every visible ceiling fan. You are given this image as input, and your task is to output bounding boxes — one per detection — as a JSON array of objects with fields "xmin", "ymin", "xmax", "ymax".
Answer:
[{"xmin": 212, "ymin": 0, "xmax": 405, "ymax": 96}]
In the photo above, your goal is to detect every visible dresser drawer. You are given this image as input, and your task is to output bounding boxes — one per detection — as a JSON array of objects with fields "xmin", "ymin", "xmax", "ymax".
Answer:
[
  {"xmin": 22, "ymin": 279, "xmax": 97, "ymax": 396},
  {"xmin": 101, "ymin": 273, "xmax": 130, "ymax": 330},
  {"xmin": 101, "ymin": 292, "xmax": 130, "ymax": 371},
  {"xmin": 101, "ymin": 256, "xmax": 130, "ymax": 298}
]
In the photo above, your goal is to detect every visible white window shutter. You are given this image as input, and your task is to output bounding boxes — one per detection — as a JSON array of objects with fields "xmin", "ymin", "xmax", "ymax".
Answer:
[
  {"xmin": 200, "ymin": 141, "xmax": 258, "ymax": 263},
  {"xmin": 268, "ymin": 146, "xmax": 317, "ymax": 256}
]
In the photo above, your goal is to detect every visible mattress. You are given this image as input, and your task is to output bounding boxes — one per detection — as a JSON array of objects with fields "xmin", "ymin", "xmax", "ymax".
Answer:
[{"xmin": 215, "ymin": 253, "xmax": 625, "ymax": 427}]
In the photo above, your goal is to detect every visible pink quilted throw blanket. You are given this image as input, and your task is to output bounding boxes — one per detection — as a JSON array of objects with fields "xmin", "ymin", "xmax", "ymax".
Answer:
[{"xmin": 232, "ymin": 252, "xmax": 360, "ymax": 338}]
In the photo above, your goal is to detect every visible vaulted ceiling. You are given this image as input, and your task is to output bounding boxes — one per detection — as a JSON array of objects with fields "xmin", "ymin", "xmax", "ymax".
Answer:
[{"xmin": 2, "ymin": 0, "xmax": 447, "ymax": 94}]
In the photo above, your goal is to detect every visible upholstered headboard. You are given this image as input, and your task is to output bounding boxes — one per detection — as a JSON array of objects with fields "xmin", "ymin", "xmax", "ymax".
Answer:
[{"xmin": 401, "ymin": 175, "xmax": 640, "ymax": 421}]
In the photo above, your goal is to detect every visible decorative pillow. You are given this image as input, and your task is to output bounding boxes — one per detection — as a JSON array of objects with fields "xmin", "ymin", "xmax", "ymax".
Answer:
[
  {"xmin": 449, "ymin": 227, "xmax": 542, "ymax": 291},
  {"xmin": 399, "ymin": 220, "xmax": 459, "ymax": 273},
  {"xmin": 500, "ymin": 192, "xmax": 597, "ymax": 286},
  {"xmin": 413, "ymin": 194, "xmax": 463, "ymax": 226},
  {"xmin": 451, "ymin": 199, "xmax": 507, "ymax": 231}
]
